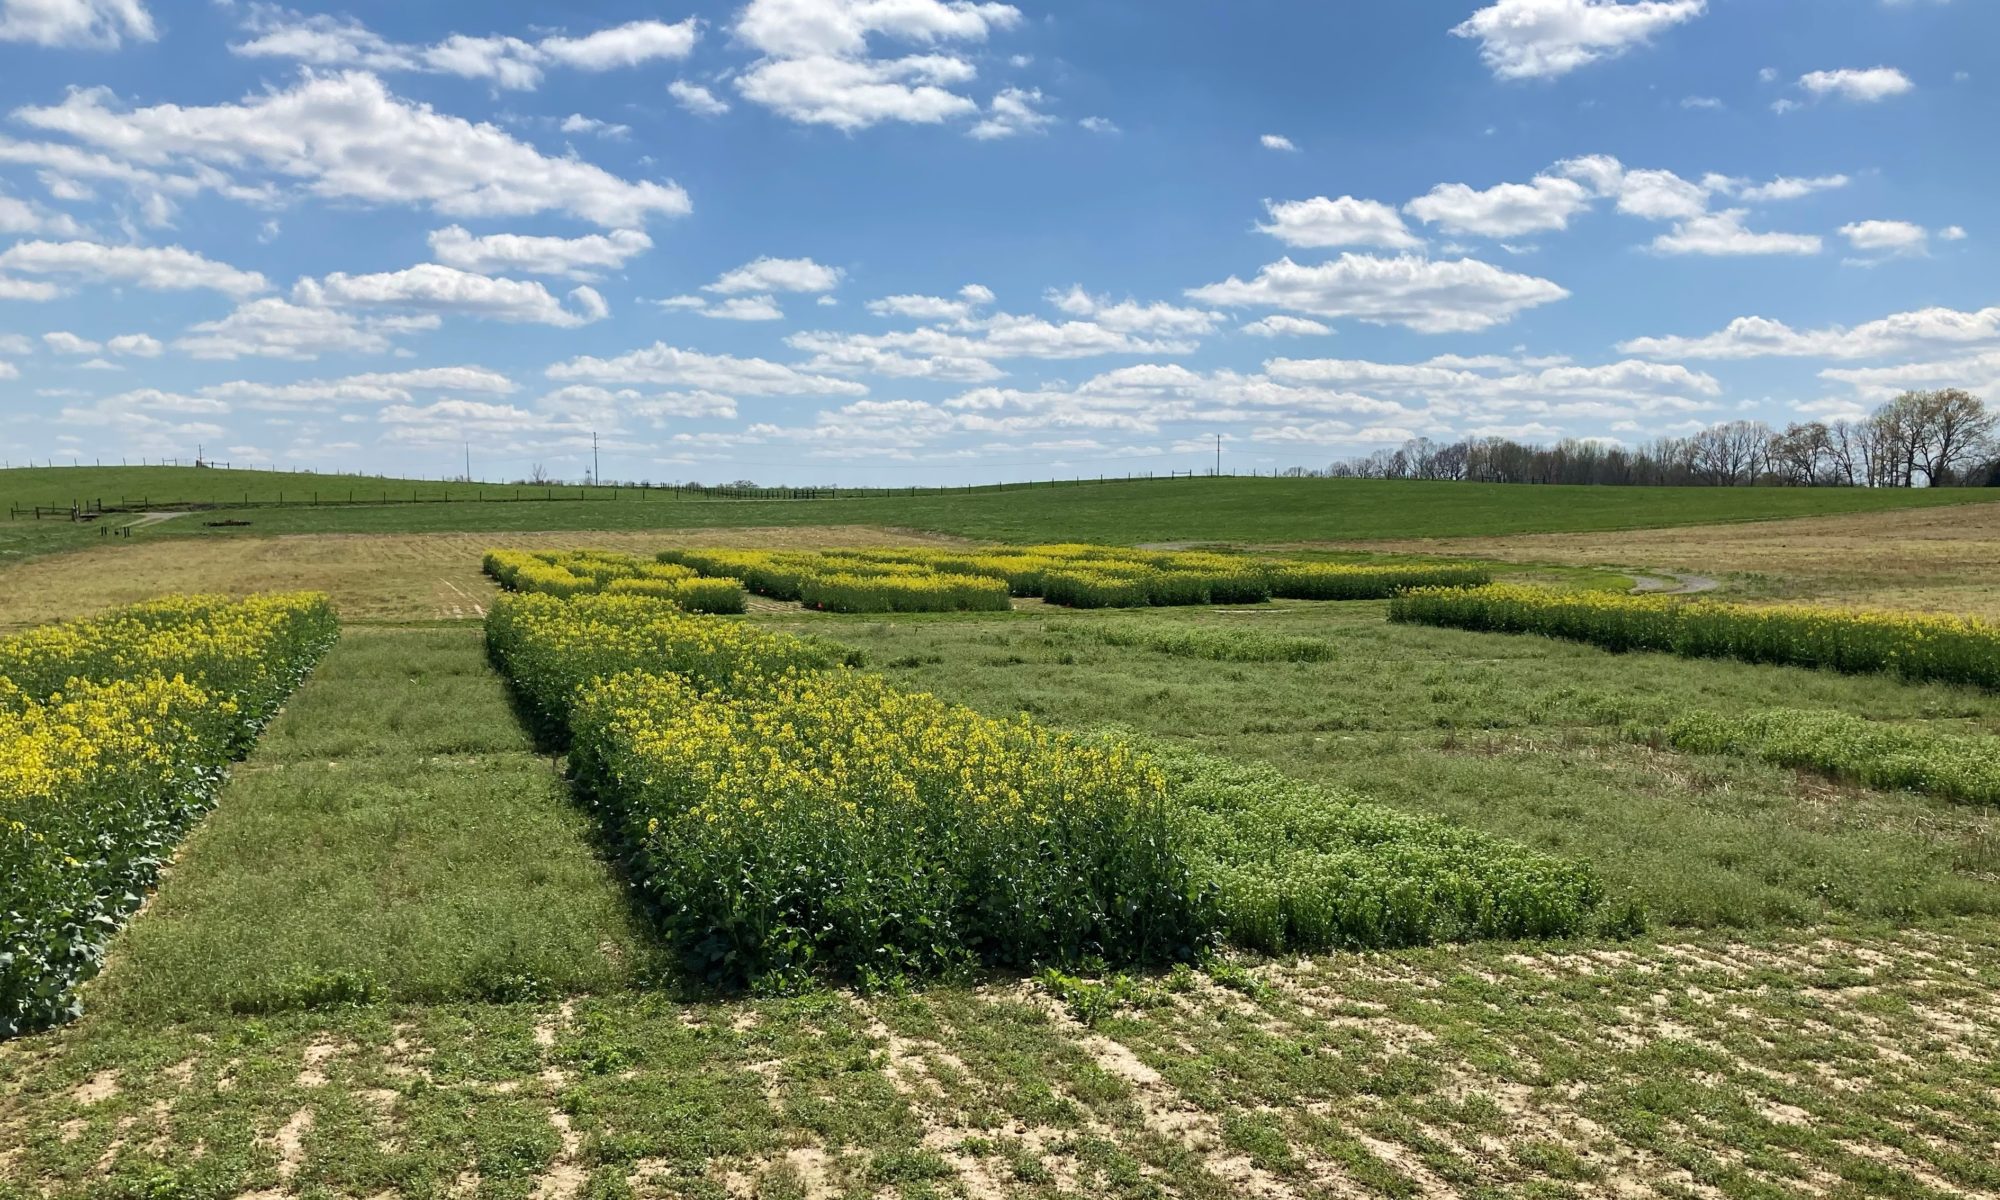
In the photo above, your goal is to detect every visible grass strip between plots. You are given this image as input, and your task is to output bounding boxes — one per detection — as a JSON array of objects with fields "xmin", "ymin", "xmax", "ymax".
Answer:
[{"xmin": 84, "ymin": 626, "xmax": 645, "ymax": 1023}]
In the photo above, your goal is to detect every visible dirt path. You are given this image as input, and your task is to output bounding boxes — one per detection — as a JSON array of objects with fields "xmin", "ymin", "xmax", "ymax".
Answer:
[{"xmin": 1629, "ymin": 571, "xmax": 1720, "ymax": 595}]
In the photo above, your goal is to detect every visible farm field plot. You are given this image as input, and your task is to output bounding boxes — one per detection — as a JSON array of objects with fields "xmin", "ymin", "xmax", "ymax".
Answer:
[
  {"xmin": 1334, "ymin": 502, "xmax": 2000, "ymax": 621},
  {"xmin": 7, "ymin": 500, "xmax": 2000, "ymax": 1196}
]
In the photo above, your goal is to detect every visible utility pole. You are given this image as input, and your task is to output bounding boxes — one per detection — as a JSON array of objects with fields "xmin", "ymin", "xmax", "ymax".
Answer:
[
  {"xmin": 1214, "ymin": 434, "xmax": 1222, "ymax": 477},
  {"xmin": 464, "ymin": 441, "xmax": 471, "ymax": 483},
  {"xmin": 592, "ymin": 431, "xmax": 600, "ymax": 486}
]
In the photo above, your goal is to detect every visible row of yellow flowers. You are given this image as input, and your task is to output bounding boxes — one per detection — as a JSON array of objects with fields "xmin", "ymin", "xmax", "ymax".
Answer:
[
  {"xmin": 483, "ymin": 550, "xmax": 746, "ymax": 613},
  {"xmin": 661, "ymin": 543, "xmax": 1491, "ymax": 611},
  {"xmin": 486, "ymin": 591, "xmax": 1607, "ymax": 988},
  {"xmin": 1390, "ymin": 584, "xmax": 2000, "ymax": 690},
  {"xmin": 1, "ymin": 594, "xmax": 337, "ymax": 1035}
]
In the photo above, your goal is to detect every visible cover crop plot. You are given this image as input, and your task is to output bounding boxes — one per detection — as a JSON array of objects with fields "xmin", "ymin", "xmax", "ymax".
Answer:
[
  {"xmin": 1392, "ymin": 584, "xmax": 2000, "ymax": 690},
  {"xmin": 1, "ymin": 594, "xmax": 337, "ymax": 1036},
  {"xmin": 1661, "ymin": 708, "xmax": 2000, "ymax": 806},
  {"xmin": 483, "ymin": 550, "xmax": 746, "ymax": 613},
  {"xmin": 660, "ymin": 543, "xmax": 1491, "ymax": 612},
  {"xmin": 485, "ymin": 592, "xmax": 1607, "ymax": 989}
]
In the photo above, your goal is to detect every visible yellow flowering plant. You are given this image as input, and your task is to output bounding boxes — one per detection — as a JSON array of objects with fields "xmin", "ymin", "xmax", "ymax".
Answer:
[{"xmin": 0, "ymin": 593, "xmax": 337, "ymax": 1035}]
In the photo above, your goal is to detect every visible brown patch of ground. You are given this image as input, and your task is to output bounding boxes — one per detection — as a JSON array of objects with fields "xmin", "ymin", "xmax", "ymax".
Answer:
[
  {"xmin": 0, "ymin": 525, "xmax": 969, "ymax": 628},
  {"xmin": 1315, "ymin": 503, "xmax": 2000, "ymax": 619}
]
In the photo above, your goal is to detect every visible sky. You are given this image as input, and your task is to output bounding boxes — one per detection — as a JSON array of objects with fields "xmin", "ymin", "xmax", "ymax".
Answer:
[{"xmin": 0, "ymin": 0, "xmax": 1992, "ymax": 485}]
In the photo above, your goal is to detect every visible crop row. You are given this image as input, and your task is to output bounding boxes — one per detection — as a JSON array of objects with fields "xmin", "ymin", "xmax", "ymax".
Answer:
[
  {"xmin": 1054, "ymin": 620, "xmax": 1338, "ymax": 663},
  {"xmin": 1661, "ymin": 708, "xmax": 2000, "ymax": 806},
  {"xmin": 485, "ymin": 592, "xmax": 1606, "ymax": 987},
  {"xmin": 483, "ymin": 550, "xmax": 747, "ymax": 613},
  {"xmin": 1, "ymin": 594, "xmax": 338, "ymax": 1035},
  {"xmin": 1390, "ymin": 584, "xmax": 2000, "ymax": 690},
  {"xmin": 662, "ymin": 543, "xmax": 1491, "ymax": 612}
]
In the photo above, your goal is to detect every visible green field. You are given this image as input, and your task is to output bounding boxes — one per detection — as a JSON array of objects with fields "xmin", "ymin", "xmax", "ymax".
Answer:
[
  {"xmin": 5, "ymin": 466, "xmax": 1998, "ymax": 569},
  {"xmin": 6, "ymin": 474, "xmax": 2000, "ymax": 1198}
]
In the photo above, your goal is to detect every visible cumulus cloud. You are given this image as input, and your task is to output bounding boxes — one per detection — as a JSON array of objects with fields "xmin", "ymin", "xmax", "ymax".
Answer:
[
  {"xmin": 0, "ymin": 189, "xmax": 85, "ymax": 237},
  {"xmin": 668, "ymin": 80, "xmax": 731, "ymax": 116},
  {"xmin": 1043, "ymin": 286, "xmax": 1224, "ymax": 337},
  {"xmin": 1259, "ymin": 134, "xmax": 1297, "ymax": 152},
  {"xmin": 866, "ymin": 284, "xmax": 993, "ymax": 321},
  {"xmin": 174, "ymin": 298, "xmax": 435, "ymax": 359},
  {"xmin": 1240, "ymin": 315, "xmax": 1332, "ymax": 338},
  {"xmin": 1649, "ymin": 210, "xmax": 1822, "ymax": 256},
  {"xmin": 546, "ymin": 342, "xmax": 871, "ymax": 395},
  {"xmin": 969, "ymin": 87, "xmax": 1055, "ymax": 140},
  {"xmin": 1258, "ymin": 196, "xmax": 1424, "ymax": 249},
  {"xmin": 0, "ymin": 0, "xmax": 154, "ymax": 48},
  {"xmin": 1736, "ymin": 174, "xmax": 1850, "ymax": 202},
  {"xmin": 231, "ymin": 9, "xmax": 698, "ymax": 90},
  {"xmin": 296, "ymin": 264, "xmax": 608, "ymax": 327},
  {"xmin": 1452, "ymin": 0, "xmax": 1706, "ymax": 81},
  {"xmin": 43, "ymin": 331, "xmax": 100, "ymax": 354},
  {"xmin": 16, "ymin": 73, "xmax": 690, "ymax": 229},
  {"xmin": 660, "ymin": 294, "xmax": 788, "ymax": 321},
  {"xmin": 427, "ymin": 226, "xmax": 652, "ymax": 279},
  {"xmin": 107, "ymin": 333, "xmax": 162, "ymax": 356},
  {"xmin": 706, "ymin": 256, "xmax": 843, "ymax": 294},
  {"xmin": 1838, "ymin": 219, "xmax": 1932, "ymax": 257},
  {"xmin": 0, "ymin": 240, "xmax": 268, "ymax": 296},
  {"xmin": 1186, "ymin": 254, "xmax": 1570, "ymax": 334},
  {"xmin": 1798, "ymin": 66, "xmax": 1915, "ymax": 102},
  {"xmin": 731, "ymin": 0, "xmax": 1021, "ymax": 130},
  {"xmin": 1620, "ymin": 305, "xmax": 2000, "ymax": 360},
  {"xmin": 1405, "ymin": 175, "xmax": 1594, "ymax": 237}
]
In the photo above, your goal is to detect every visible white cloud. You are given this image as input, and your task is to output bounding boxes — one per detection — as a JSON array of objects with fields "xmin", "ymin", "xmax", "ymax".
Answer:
[
  {"xmin": 43, "ymin": 331, "xmax": 100, "ymax": 354},
  {"xmin": 1044, "ymin": 286, "xmax": 1223, "ymax": 337},
  {"xmin": 1839, "ymin": 219, "xmax": 1931, "ymax": 256},
  {"xmin": 1941, "ymin": 225, "xmax": 1968, "ymax": 241},
  {"xmin": 0, "ymin": 277, "xmax": 62, "ymax": 301},
  {"xmin": 1259, "ymin": 196, "xmax": 1423, "ymax": 249},
  {"xmin": 0, "ymin": 0, "xmax": 154, "ymax": 48},
  {"xmin": 1681, "ymin": 95, "xmax": 1723, "ymax": 110},
  {"xmin": 1736, "ymin": 174, "xmax": 1849, "ymax": 202},
  {"xmin": 1650, "ymin": 210, "xmax": 1821, "ymax": 256},
  {"xmin": 428, "ymin": 226, "xmax": 652, "ymax": 280},
  {"xmin": 1620, "ymin": 305, "xmax": 2000, "ymax": 360},
  {"xmin": 1259, "ymin": 134, "xmax": 1297, "ymax": 152},
  {"xmin": 547, "ymin": 342, "xmax": 871, "ymax": 395},
  {"xmin": 1405, "ymin": 175, "xmax": 1593, "ymax": 237},
  {"xmin": 707, "ymin": 296, "xmax": 784, "ymax": 321},
  {"xmin": 707, "ymin": 256, "xmax": 843, "ymax": 294},
  {"xmin": 296, "ymin": 264, "xmax": 607, "ymax": 327},
  {"xmin": 17, "ymin": 73, "xmax": 690, "ymax": 229},
  {"xmin": 1819, "ymin": 350, "xmax": 2000, "ymax": 403},
  {"xmin": 668, "ymin": 80, "xmax": 731, "ymax": 116},
  {"xmin": 106, "ymin": 332, "xmax": 162, "ymax": 357},
  {"xmin": 202, "ymin": 365, "xmax": 516, "ymax": 409},
  {"xmin": 1079, "ymin": 116, "xmax": 1119, "ymax": 134},
  {"xmin": 1240, "ymin": 315, "xmax": 1332, "ymax": 338},
  {"xmin": 231, "ymin": 10, "xmax": 698, "ymax": 89},
  {"xmin": 969, "ymin": 87, "xmax": 1054, "ymax": 140},
  {"xmin": 867, "ymin": 285, "xmax": 992, "ymax": 321},
  {"xmin": 731, "ymin": 0, "xmax": 1021, "ymax": 131},
  {"xmin": 1186, "ymin": 254, "xmax": 1569, "ymax": 334},
  {"xmin": 175, "ymin": 297, "xmax": 434, "ymax": 360},
  {"xmin": 1798, "ymin": 67, "xmax": 1914, "ymax": 102},
  {"xmin": 559, "ymin": 114, "xmax": 630, "ymax": 138},
  {"xmin": 0, "ymin": 240, "xmax": 267, "ymax": 295},
  {"xmin": 1452, "ymin": 0, "xmax": 1706, "ymax": 80},
  {"xmin": 0, "ymin": 189, "xmax": 85, "ymax": 237}
]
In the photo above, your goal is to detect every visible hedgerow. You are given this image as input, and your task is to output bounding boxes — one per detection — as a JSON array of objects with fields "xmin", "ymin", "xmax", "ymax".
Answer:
[
  {"xmin": 1390, "ymin": 584, "xmax": 2000, "ymax": 689},
  {"xmin": 0, "ymin": 594, "xmax": 337, "ymax": 1036}
]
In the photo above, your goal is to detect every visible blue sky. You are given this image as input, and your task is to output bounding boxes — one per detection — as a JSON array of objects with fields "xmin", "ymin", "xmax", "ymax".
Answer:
[{"xmin": 0, "ymin": 0, "xmax": 1991, "ymax": 484}]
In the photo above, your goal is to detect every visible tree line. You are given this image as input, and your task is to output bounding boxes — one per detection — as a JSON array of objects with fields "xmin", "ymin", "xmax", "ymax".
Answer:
[{"xmin": 1305, "ymin": 389, "xmax": 1998, "ymax": 488}]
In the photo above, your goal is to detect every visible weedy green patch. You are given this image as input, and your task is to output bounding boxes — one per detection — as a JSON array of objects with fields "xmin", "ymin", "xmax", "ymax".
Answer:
[{"xmin": 1661, "ymin": 707, "xmax": 2000, "ymax": 806}]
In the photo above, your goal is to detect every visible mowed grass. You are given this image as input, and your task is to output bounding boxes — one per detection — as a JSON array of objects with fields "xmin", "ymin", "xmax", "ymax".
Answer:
[
  {"xmin": 85, "ymin": 626, "xmax": 645, "ymax": 1022},
  {"xmin": 6, "ymin": 923, "xmax": 1998, "ymax": 1200},
  {"xmin": 807, "ymin": 604, "xmax": 2000, "ymax": 929}
]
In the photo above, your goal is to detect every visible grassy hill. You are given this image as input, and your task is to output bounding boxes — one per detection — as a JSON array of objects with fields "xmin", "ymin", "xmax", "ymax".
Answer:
[{"xmin": 2, "ymin": 465, "xmax": 1996, "ymax": 566}]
